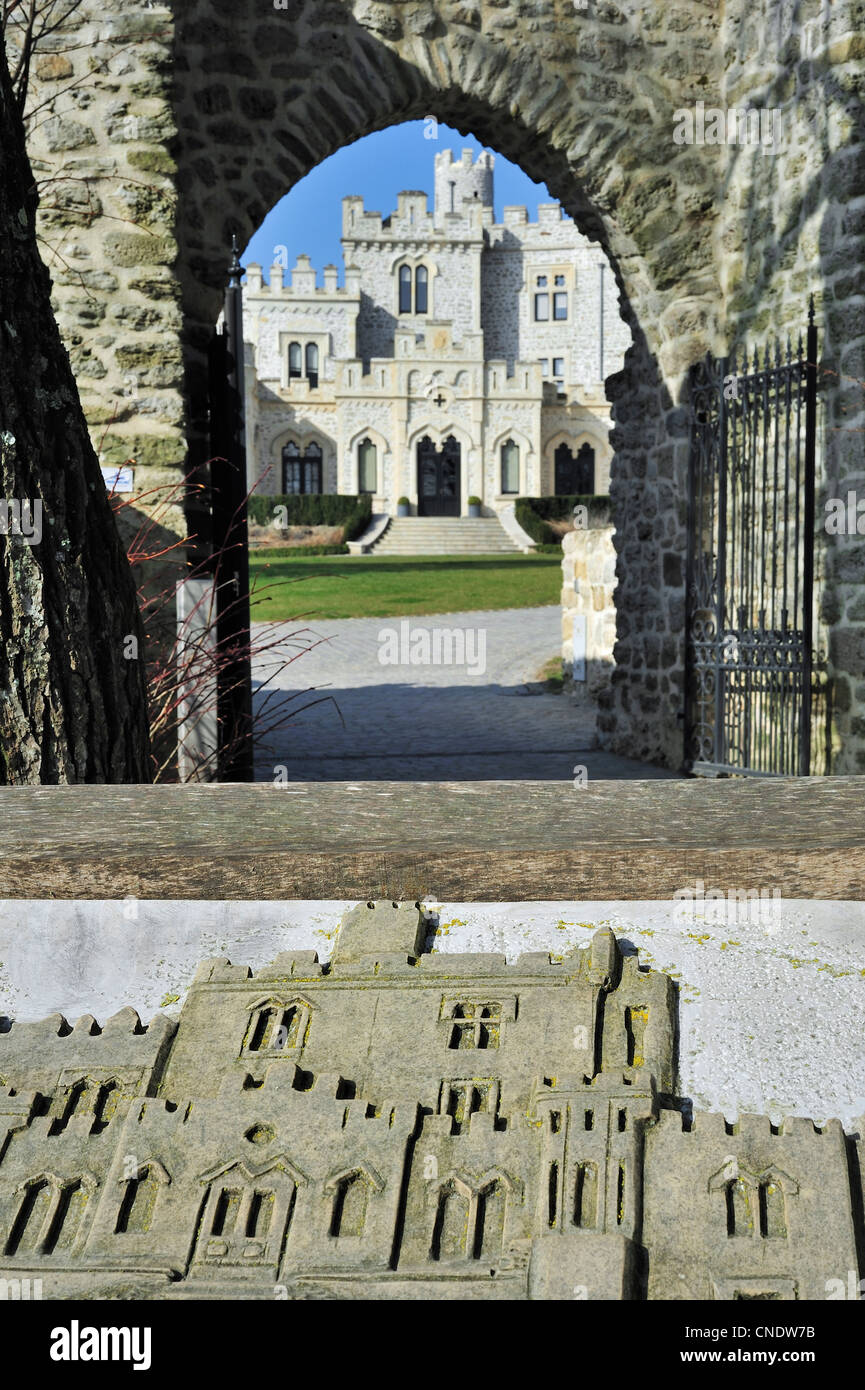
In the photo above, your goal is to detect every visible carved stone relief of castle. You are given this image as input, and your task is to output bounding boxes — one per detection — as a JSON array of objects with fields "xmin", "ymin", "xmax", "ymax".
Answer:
[{"xmin": 0, "ymin": 903, "xmax": 860, "ymax": 1300}]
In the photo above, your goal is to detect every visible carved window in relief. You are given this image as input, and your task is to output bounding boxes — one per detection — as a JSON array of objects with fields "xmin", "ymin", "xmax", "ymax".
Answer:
[
  {"xmin": 243, "ymin": 998, "xmax": 311, "ymax": 1055},
  {"xmin": 115, "ymin": 1162, "xmax": 168, "ymax": 1235},
  {"xmin": 329, "ymin": 1173, "xmax": 369, "ymax": 1238},
  {"xmin": 719, "ymin": 1170, "xmax": 791, "ymax": 1240},
  {"xmin": 5, "ymin": 1175, "xmax": 95, "ymax": 1257},
  {"xmin": 51, "ymin": 1076, "xmax": 121, "ymax": 1135},
  {"xmin": 430, "ymin": 1181, "xmax": 471, "ymax": 1261},
  {"xmin": 572, "ymin": 1161, "xmax": 598, "ymax": 1229},
  {"xmin": 440, "ymin": 1079, "xmax": 496, "ymax": 1136},
  {"xmin": 447, "ymin": 1001, "xmax": 501, "ymax": 1050},
  {"xmin": 208, "ymin": 1186, "xmax": 274, "ymax": 1240},
  {"xmin": 430, "ymin": 1173, "xmax": 513, "ymax": 1263}
]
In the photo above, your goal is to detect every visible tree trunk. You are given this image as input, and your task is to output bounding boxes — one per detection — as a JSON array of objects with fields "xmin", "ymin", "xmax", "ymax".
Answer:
[{"xmin": 0, "ymin": 44, "xmax": 151, "ymax": 782}]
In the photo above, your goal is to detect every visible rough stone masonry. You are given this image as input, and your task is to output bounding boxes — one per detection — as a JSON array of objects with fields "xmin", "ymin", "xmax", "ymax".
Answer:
[{"xmin": 11, "ymin": 0, "xmax": 865, "ymax": 771}]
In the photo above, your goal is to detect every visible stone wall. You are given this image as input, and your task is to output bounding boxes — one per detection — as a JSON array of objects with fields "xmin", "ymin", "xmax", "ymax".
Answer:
[
  {"xmin": 14, "ymin": 0, "xmax": 865, "ymax": 772},
  {"xmin": 561, "ymin": 504, "xmax": 618, "ymax": 744}
]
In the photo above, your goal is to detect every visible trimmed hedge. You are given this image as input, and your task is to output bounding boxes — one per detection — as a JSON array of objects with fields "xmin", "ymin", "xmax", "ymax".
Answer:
[
  {"xmin": 516, "ymin": 494, "xmax": 611, "ymax": 546},
  {"xmin": 251, "ymin": 543, "xmax": 349, "ymax": 557},
  {"xmin": 248, "ymin": 493, "xmax": 372, "ymax": 541}
]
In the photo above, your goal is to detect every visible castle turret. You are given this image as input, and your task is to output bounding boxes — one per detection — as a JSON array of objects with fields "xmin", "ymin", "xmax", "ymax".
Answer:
[{"xmin": 434, "ymin": 147, "xmax": 494, "ymax": 222}]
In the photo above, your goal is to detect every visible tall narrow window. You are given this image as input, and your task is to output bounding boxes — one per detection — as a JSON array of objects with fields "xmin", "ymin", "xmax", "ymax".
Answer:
[
  {"xmin": 305, "ymin": 342, "xmax": 319, "ymax": 388},
  {"xmin": 501, "ymin": 439, "xmax": 519, "ymax": 495},
  {"xmin": 358, "ymin": 438, "xmax": 377, "ymax": 494},
  {"xmin": 288, "ymin": 342, "xmax": 302, "ymax": 380},
  {"xmin": 415, "ymin": 265, "xmax": 428, "ymax": 314},
  {"xmin": 399, "ymin": 264, "xmax": 412, "ymax": 313},
  {"xmin": 553, "ymin": 292, "xmax": 568, "ymax": 320},
  {"xmin": 282, "ymin": 441, "xmax": 301, "ymax": 495},
  {"xmin": 534, "ymin": 292, "xmax": 549, "ymax": 322}
]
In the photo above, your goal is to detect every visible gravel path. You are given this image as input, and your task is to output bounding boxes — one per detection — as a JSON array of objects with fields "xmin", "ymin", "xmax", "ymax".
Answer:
[{"xmin": 251, "ymin": 606, "xmax": 677, "ymax": 781}]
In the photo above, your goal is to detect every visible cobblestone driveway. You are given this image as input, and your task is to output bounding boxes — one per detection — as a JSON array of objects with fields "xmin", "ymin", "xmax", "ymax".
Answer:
[{"xmin": 251, "ymin": 606, "xmax": 678, "ymax": 781}]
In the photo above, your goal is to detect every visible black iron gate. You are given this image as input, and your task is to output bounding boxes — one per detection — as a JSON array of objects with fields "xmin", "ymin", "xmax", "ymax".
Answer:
[{"xmin": 683, "ymin": 304, "xmax": 818, "ymax": 776}]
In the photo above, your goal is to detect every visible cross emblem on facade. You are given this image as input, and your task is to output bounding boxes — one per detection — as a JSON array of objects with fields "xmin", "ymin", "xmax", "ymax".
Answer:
[{"xmin": 433, "ymin": 391, "xmax": 447, "ymax": 407}]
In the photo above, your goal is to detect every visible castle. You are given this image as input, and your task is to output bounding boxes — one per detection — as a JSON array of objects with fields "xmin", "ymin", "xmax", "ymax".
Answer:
[
  {"xmin": 0, "ymin": 902, "xmax": 860, "ymax": 1300},
  {"xmin": 241, "ymin": 149, "xmax": 630, "ymax": 520}
]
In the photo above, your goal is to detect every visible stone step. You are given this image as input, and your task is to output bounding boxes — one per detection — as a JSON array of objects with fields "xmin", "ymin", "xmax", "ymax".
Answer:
[{"xmin": 372, "ymin": 515, "xmax": 523, "ymax": 556}]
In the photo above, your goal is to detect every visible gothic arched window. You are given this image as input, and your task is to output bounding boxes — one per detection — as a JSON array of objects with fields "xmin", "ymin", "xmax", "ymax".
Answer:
[
  {"xmin": 500, "ymin": 439, "xmax": 519, "ymax": 495},
  {"xmin": 358, "ymin": 438, "xmax": 377, "ymax": 495},
  {"xmin": 415, "ymin": 265, "xmax": 428, "ymax": 314},
  {"xmin": 305, "ymin": 342, "xmax": 319, "ymax": 388},
  {"xmin": 398, "ymin": 264, "xmax": 412, "ymax": 313},
  {"xmin": 288, "ymin": 342, "xmax": 302, "ymax": 380}
]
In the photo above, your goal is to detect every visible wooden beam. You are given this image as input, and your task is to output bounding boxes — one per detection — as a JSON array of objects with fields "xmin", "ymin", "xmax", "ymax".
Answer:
[{"xmin": 0, "ymin": 779, "xmax": 861, "ymax": 900}]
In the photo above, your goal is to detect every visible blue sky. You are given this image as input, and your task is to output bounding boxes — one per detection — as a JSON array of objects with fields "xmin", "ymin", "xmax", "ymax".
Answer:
[{"xmin": 243, "ymin": 121, "xmax": 553, "ymax": 285}]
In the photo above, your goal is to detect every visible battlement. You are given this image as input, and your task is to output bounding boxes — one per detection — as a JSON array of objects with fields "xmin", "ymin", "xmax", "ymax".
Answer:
[
  {"xmin": 243, "ymin": 258, "xmax": 360, "ymax": 300},
  {"xmin": 652, "ymin": 1109, "xmax": 840, "ymax": 1139}
]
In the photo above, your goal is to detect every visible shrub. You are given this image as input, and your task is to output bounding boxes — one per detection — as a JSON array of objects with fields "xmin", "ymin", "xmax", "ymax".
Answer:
[
  {"xmin": 516, "ymin": 494, "xmax": 610, "ymax": 545},
  {"xmin": 248, "ymin": 493, "xmax": 372, "ymax": 541}
]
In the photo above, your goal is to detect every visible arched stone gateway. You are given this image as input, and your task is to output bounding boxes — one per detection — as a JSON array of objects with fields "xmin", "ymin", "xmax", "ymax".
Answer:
[{"xmin": 17, "ymin": 0, "xmax": 864, "ymax": 771}]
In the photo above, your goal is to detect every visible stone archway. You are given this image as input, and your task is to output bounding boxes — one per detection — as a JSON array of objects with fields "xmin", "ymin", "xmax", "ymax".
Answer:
[{"xmin": 20, "ymin": 0, "xmax": 865, "ymax": 771}]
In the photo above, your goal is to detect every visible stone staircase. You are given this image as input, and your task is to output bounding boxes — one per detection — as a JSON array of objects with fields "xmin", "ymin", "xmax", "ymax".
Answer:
[{"xmin": 370, "ymin": 515, "xmax": 523, "ymax": 555}]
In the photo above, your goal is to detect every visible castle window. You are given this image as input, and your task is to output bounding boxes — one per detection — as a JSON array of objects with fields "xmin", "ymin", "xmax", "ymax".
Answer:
[
  {"xmin": 573, "ymin": 1161, "xmax": 598, "ymax": 1228},
  {"xmin": 245, "ymin": 999, "xmax": 310, "ymax": 1053},
  {"xmin": 552, "ymin": 357, "xmax": 565, "ymax": 382},
  {"xmin": 554, "ymin": 292, "xmax": 568, "ymax": 320},
  {"xmin": 329, "ymin": 1173, "xmax": 369, "ymax": 1238},
  {"xmin": 539, "ymin": 358, "xmax": 549, "ymax": 377},
  {"xmin": 447, "ymin": 1002, "xmax": 501, "ymax": 1049},
  {"xmin": 358, "ymin": 438, "xmax": 377, "ymax": 494},
  {"xmin": 398, "ymin": 264, "xmax": 412, "ymax": 313},
  {"xmin": 305, "ymin": 342, "xmax": 319, "ymax": 388},
  {"xmin": 415, "ymin": 265, "xmax": 428, "ymax": 314},
  {"xmin": 115, "ymin": 1165, "xmax": 162, "ymax": 1235},
  {"xmin": 534, "ymin": 291, "xmax": 549, "ymax": 321},
  {"xmin": 536, "ymin": 275, "xmax": 548, "ymax": 287},
  {"xmin": 554, "ymin": 274, "xmax": 565, "ymax": 286},
  {"xmin": 288, "ymin": 342, "xmax": 302, "ymax": 380},
  {"xmin": 501, "ymin": 439, "xmax": 519, "ymax": 495},
  {"xmin": 282, "ymin": 441, "xmax": 322, "ymax": 495}
]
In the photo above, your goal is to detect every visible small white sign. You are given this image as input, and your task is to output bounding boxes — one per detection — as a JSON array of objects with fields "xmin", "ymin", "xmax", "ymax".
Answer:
[
  {"xmin": 101, "ymin": 465, "xmax": 134, "ymax": 494},
  {"xmin": 572, "ymin": 614, "xmax": 586, "ymax": 682}
]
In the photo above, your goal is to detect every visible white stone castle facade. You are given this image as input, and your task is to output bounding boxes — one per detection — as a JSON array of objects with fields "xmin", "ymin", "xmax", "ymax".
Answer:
[{"xmin": 241, "ymin": 149, "xmax": 631, "ymax": 517}]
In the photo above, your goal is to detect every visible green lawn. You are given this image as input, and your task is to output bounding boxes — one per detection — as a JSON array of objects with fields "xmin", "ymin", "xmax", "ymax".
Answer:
[{"xmin": 248, "ymin": 551, "xmax": 562, "ymax": 621}]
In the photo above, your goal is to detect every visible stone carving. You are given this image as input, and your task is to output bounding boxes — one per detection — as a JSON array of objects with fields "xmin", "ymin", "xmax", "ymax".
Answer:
[{"xmin": 0, "ymin": 902, "xmax": 860, "ymax": 1300}]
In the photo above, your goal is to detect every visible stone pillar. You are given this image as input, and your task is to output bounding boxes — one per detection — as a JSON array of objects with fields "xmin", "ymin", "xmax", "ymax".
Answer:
[{"xmin": 561, "ymin": 502, "xmax": 617, "ymax": 737}]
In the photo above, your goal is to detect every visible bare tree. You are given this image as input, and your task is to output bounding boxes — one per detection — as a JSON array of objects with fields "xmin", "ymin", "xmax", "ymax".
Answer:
[
  {"xmin": 2, "ymin": 0, "xmax": 87, "ymax": 111},
  {"xmin": 0, "ymin": 32, "xmax": 151, "ymax": 781}
]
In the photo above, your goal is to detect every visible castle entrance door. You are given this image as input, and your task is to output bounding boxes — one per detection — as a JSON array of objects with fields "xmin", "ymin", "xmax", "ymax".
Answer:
[{"xmin": 417, "ymin": 435, "xmax": 461, "ymax": 516}]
